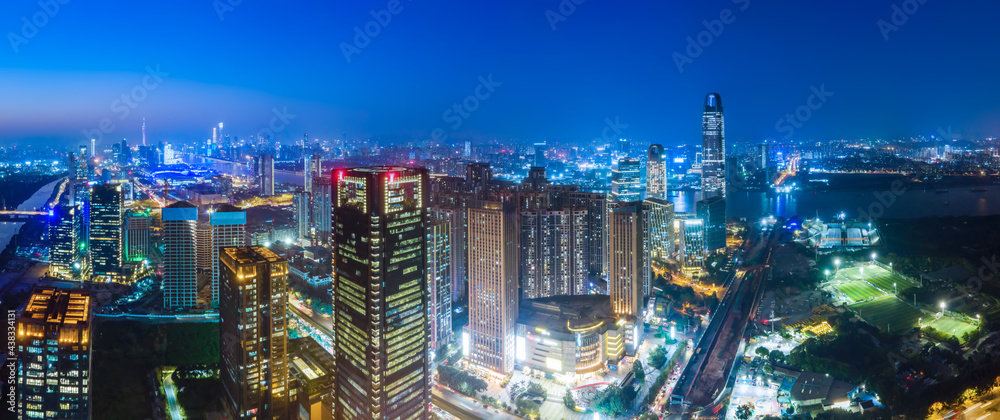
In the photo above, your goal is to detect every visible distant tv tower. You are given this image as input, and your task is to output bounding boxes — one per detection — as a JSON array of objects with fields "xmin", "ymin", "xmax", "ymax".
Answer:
[{"xmin": 142, "ymin": 117, "xmax": 147, "ymax": 146}]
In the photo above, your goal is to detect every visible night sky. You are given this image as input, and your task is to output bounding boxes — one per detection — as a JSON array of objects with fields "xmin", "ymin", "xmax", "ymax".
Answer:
[{"xmin": 1, "ymin": 0, "xmax": 999, "ymax": 149}]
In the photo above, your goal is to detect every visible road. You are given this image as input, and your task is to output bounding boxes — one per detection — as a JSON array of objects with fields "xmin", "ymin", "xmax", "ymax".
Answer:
[
  {"xmin": 431, "ymin": 387, "xmax": 520, "ymax": 420},
  {"xmin": 288, "ymin": 297, "xmax": 334, "ymax": 336},
  {"xmin": 955, "ymin": 397, "xmax": 1000, "ymax": 420},
  {"xmin": 162, "ymin": 368, "xmax": 183, "ymax": 420}
]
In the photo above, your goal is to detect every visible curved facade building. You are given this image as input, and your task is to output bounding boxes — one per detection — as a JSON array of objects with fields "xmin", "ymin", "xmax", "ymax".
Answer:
[{"xmin": 647, "ymin": 144, "xmax": 667, "ymax": 199}]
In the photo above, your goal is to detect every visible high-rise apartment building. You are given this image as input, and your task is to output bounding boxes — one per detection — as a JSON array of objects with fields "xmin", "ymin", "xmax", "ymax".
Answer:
[
  {"xmin": 163, "ymin": 201, "xmax": 199, "ymax": 309},
  {"xmin": 292, "ymin": 191, "xmax": 312, "ymax": 242},
  {"xmin": 702, "ymin": 93, "xmax": 726, "ymax": 199},
  {"xmin": 211, "ymin": 205, "xmax": 247, "ymax": 307},
  {"xmin": 197, "ymin": 223, "xmax": 213, "ymax": 272},
  {"xmin": 219, "ymin": 246, "xmax": 289, "ymax": 420},
  {"xmin": 259, "ymin": 154, "xmax": 275, "ymax": 196},
  {"xmin": 90, "ymin": 183, "xmax": 124, "ymax": 282},
  {"xmin": 647, "ymin": 144, "xmax": 667, "ymax": 199},
  {"xmin": 428, "ymin": 220, "xmax": 453, "ymax": 352},
  {"xmin": 533, "ymin": 143, "xmax": 547, "ymax": 167},
  {"xmin": 645, "ymin": 198, "xmax": 675, "ymax": 263},
  {"xmin": 304, "ymin": 155, "xmax": 321, "ymax": 194},
  {"xmin": 332, "ymin": 167, "xmax": 429, "ymax": 420},
  {"xmin": 568, "ymin": 192, "xmax": 607, "ymax": 278},
  {"xmin": 49, "ymin": 205, "xmax": 81, "ymax": 279},
  {"xmin": 697, "ymin": 196, "xmax": 727, "ymax": 254},
  {"xmin": 430, "ymin": 206, "xmax": 467, "ymax": 302},
  {"xmin": 607, "ymin": 202, "xmax": 647, "ymax": 355},
  {"xmin": 679, "ymin": 217, "xmax": 707, "ymax": 269},
  {"xmin": 520, "ymin": 208, "xmax": 589, "ymax": 299},
  {"xmin": 467, "ymin": 201, "xmax": 519, "ymax": 374},
  {"xmin": 16, "ymin": 287, "xmax": 91, "ymax": 419},
  {"xmin": 465, "ymin": 162, "xmax": 492, "ymax": 199},
  {"xmin": 611, "ymin": 158, "xmax": 641, "ymax": 203}
]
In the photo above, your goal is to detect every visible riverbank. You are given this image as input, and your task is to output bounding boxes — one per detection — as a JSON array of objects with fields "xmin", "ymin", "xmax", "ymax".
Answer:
[{"xmin": 0, "ymin": 177, "xmax": 66, "ymax": 271}]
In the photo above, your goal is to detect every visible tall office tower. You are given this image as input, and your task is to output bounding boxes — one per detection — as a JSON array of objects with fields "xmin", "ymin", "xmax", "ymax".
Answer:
[
  {"xmin": 697, "ymin": 196, "xmax": 727, "ymax": 253},
  {"xmin": 163, "ymin": 201, "xmax": 199, "ymax": 309},
  {"xmin": 292, "ymin": 191, "xmax": 312, "ymax": 242},
  {"xmin": 76, "ymin": 146, "xmax": 89, "ymax": 180},
  {"xmin": 568, "ymin": 192, "xmax": 607, "ymax": 278},
  {"xmin": 467, "ymin": 201, "xmax": 519, "ymax": 374},
  {"xmin": 617, "ymin": 138, "xmax": 629, "ymax": 157},
  {"xmin": 430, "ymin": 206, "xmax": 467, "ymax": 302},
  {"xmin": 645, "ymin": 198, "xmax": 675, "ymax": 263},
  {"xmin": 679, "ymin": 217, "xmax": 706, "ymax": 269},
  {"xmin": 197, "ymin": 223, "xmax": 213, "ymax": 272},
  {"xmin": 702, "ymin": 92, "xmax": 726, "ymax": 199},
  {"xmin": 49, "ymin": 205, "xmax": 80, "ymax": 278},
  {"xmin": 90, "ymin": 183, "xmax": 124, "ymax": 282},
  {"xmin": 533, "ymin": 143, "xmax": 547, "ymax": 167},
  {"xmin": 611, "ymin": 158, "xmax": 641, "ymax": 203},
  {"xmin": 260, "ymin": 154, "xmax": 275, "ymax": 196},
  {"xmin": 304, "ymin": 155, "xmax": 321, "ymax": 194},
  {"xmin": 16, "ymin": 287, "xmax": 91, "ymax": 419},
  {"xmin": 465, "ymin": 162, "xmax": 492, "ymax": 199},
  {"xmin": 310, "ymin": 176, "xmax": 333, "ymax": 246},
  {"xmin": 332, "ymin": 167, "xmax": 430, "ymax": 420},
  {"xmin": 90, "ymin": 138, "xmax": 96, "ymax": 160},
  {"xmin": 647, "ymin": 144, "xmax": 667, "ymax": 199},
  {"xmin": 427, "ymin": 220, "xmax": 453, "ymax": 352},
  {"xmin": 520, "ymin": 208, "xmax": 589, "ymax": 299},
  {"xmin": 125, "ymin": 212, "xmax": 151, "ymax": 261},
  {"xmin": 464, "ymin": 141, "xmax": 472, "ymax": 158},
  {"xmin": 219, "ymin": 246, "xmax": 289, "ymax": 420},
  {"xmin": 607, "ymin": 202, "xmax": 647, "ymax": 355},
  {"xmin": 211, "ymin": 205, "xmax": 248, "ymax": 307}
]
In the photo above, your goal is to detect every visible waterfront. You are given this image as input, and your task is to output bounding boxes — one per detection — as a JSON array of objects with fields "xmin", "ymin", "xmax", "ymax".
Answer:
[{"xmin": 0, "ymin": 177, "xmax": 64, "ymax": 254}]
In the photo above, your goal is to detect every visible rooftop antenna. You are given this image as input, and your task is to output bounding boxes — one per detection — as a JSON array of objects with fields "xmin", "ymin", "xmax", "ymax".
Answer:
[{"xmin": 142, "ymin": 117, "xmax": 146, "ymax": 147}]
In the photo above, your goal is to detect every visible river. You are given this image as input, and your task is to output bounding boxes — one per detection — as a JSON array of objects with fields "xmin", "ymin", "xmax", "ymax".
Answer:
[{"xmin": 0, "ymin": 177, "xmax": 64, "ymax": 253}]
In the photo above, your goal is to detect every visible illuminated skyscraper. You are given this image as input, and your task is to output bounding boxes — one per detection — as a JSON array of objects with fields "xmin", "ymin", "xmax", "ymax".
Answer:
[
  {"xmin": 607, "ymin": 202, "xmax": 647, "ymax": 355},
  {"xmin": 304, "ymin": 155, "xmax": 321, "ymax": 194},
  {"xmin": 125, "ymin": 211, "xmax": 151, "ymax": 261},
  {"xmin": 647, "ymin": 144, "xmax": 667, "ymax": 199},
  {"xmin": 568, "ymin": 192, "xmax": 607, "ymax": 278},
  {"xmin": 197, "ymin": 223, "xmax": 213, "ymax": 272},
  {"xmin": 702, "ymin": 93, "xmax": 726, "ymax": 199},
  {"xmin": 428, "ymin": 220, "xmax": 452, "ymax": 352},
  {"xmin": 645, "ymin": 198, "xmax": 675, "ymax": 263},
  {"xmin": 90, "ymin": 183, "xmax": 124, "ymax": 282},
  {"xmin": 520, "ymin": 208, "xmax": 589, "ymax": 299},
  {"xmin": 430, "ymin": 206, "xmax": 466, "ymax": 302},
  {"xmin": 219, "ymin": 246, "xmax": 289, "ymax": 420},
  {"xmin": 163, "ymin": 201, "xmax": 199, "ymax": 309},
  {"xmin": 611, "ymin": 158, "xmax": 641, "ymax": 203},
  {"xmin": 533, "ymin": 143, "xmax": 547, "ymax": 167},
  {"xmin": 259, "ymin": 154, "xmax": 275, "ymax": 196},
  {"xmin": 679, "ymin": 217, "xmax": 706, "ymax": 269},
  {"xmin": 292, "ymin": 191, "xmax": 311, "ymax": 242},
  {"xmin": 49, "ymin": 205, "xmax": 81, "ymax": 279},
  {"xmin": 16, "ymin": 287, "xmax": 91, "ymax": 419},
  {"xmin": 465, "ymin": 162, "xmax": 492, "ymax": 199},
  {"xmin": 467, "ymin": 201, "xmax": 519, "ymax": 374},
  {"xmin": 332, "ymin": 167, "xmax": 429, "ymax": 420},
  {"xmin": 211, "ymin": 205, "xmax": 247, "ymax": 307},
  {"xmin": 310, "ymin": 176, "xmax": 333, "ymax": 246}
]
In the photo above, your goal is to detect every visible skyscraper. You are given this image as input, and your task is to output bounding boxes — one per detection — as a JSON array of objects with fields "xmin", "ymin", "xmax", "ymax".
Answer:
[
  {"xmin": 465, "ymin": 162, "xmax": 492, "ymax": 199},
  {"xmin": 304, "ymin": 154, "xmax": 321, "ymax": 194},
  {"xmin": 211, "ymin": 205, "xmax": 247, "ymax": 307},
  {"xmin": 16, "ymin": 287, "xmax": 91, "ymax": 419},
  {"xmin": 219, "ymin": 246, "xmax": 289, "ymax": 420},
  {"xmin": 292, "ymin": 190, "xmax": 311, "ymax": 242},
  {"xmin": 467, "ymin": 201, "xmax": 519, "ymax": 374},
  {"xmin": 607, "ymin": 202, "xmax": 647, "ymax": 355},
  {"xmin": 611, "ymin": 158, "xmax": 641, "ymax": 203},
  {"xmin": 90, "ymin": 183, "xmax": 124, "ymax": 282},
  {"xmin": 260, "ymin": 154, "xmax": 275, "ymax": 196},
  {"xmin": 430, "ymin": 206, "xmax": 467, "ymax": 302},
  {"xmin": 679, "ymin": 217, "xmax": 706, "ymax": 269},
  {"xmin": 647, "ymin": 144, "xmax": 667, "ymax": 199},
  {"xmin": 702, "ymin": 93, "xmax": 726, "ymax": 199},
  {"xmin": 533, "ymin": 142, "xmax": 547, "ymax": 167},
  {"xmin": 568, "ymin": 191, "xmax": 607, "ymax": 278},
  {"xmin": 197, "ymin": 223, "xmax": 213, "ymax": 272},
  {"xmin": 49, "ymin": 205, "xmax": 81, "ymax": 279},
  {"xmin": 697, "ymin": 196, "xmax": 727, "ymax": 253},
  {"xmin": 520, "ymin": 208, "xmax": 589, "ymax": 299},
  {"xmin": 428, "ymin": 219, "xmax": 453, "ymax": 352},
  {"xmin": 310, "ymin": 176, "xmax": 333, "ymax": 246},
  {"xmin": 163, "ymin": 201, "xmax": 199, "ymax": 309},
  {"xmin": 125, "ymin": 211, "xmax": 151, "ymax": 262},
  {"xmin": 645, "ymin": 198, "xmax": 675, "ymax": 263},
  {"xmin": 332, "ymin": 167, "xmax": 429, "ymax": 420}
]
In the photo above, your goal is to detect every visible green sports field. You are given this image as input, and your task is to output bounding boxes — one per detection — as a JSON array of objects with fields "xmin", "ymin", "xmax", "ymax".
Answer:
[
  {"xmin": 850, "ymin": 296, "xmax": 924, "ymax": 334},
  {"xmin": 829, "ymin": 264, "xmax": 916, "ymax": 303},
  {"xmin": 926, "ymin": 316, "xmax": 979, "ymax": 344}
]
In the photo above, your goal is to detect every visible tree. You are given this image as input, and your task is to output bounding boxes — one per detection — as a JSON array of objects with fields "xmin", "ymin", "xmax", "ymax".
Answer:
[
  {"xmin": 508, "ymin": 381, "xmax": 526, "ymax": 401},
  {"xmin": 648, "ymin": 345, "xmax": 667, "ymax": 369},
  {"xmin": 591, "ymin": 386, "xmax": 627, "ymax": 417},
  {"xmin": 632, "ymin": 360, "xmax": 646, "ymax": 384},
  {"xmin": 769, "ymin": 349, "xmax": 785, "ymax": 362},
  {"xmin": 515, "ymin": 397, "xmax": 540, "ymax": 419},
  {"xmin": 526, "ymin": 381, "xmax": 547, "ymax": 400},
  {"xmin": 437, "ymin": 365, "xmax": 486, "ymax": 397},
  {"xmin": 755, "ymin": 346, "xmax": 770, "ymax": 358},
  {"xmin": 736, "ymin": 403, "xmax": 754, "ymax": 420},
  {"xmin": 563, "ymin": 390, "xmax": 575, "ymax": 409}
]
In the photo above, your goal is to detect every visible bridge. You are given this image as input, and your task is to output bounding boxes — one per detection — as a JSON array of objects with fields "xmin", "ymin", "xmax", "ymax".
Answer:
[{"xmin": 0, "ymin": 210, "xmax": 50, "ymax": 222}]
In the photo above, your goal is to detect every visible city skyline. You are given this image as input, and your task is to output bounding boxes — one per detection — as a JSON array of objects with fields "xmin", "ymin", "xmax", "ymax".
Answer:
[{"xmin": 3, "ymin": 2, "xmax": 1000, "ymax": 147}]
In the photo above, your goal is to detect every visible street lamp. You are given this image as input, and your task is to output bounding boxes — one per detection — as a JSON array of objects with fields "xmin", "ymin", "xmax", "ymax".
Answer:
[
  {"xmin": 824, "ymin": 269, "xmax": 831, "ymax": 282},
  {"xmin": 893, "ymin": 282, "xmax": 896, "ymax": 295},
  {"xmin": 834, "ymin": 258, "xmax": 841, "ymax": 273},
  {"xmin": 871, "ymin": 252, "xmax": 877, "ymax": 263}
]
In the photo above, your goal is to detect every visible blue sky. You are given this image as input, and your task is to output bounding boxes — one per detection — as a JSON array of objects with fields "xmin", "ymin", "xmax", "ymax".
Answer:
[{"xmin": 1, "ymin": 0, "xmax": 999, "ymax": 150}]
